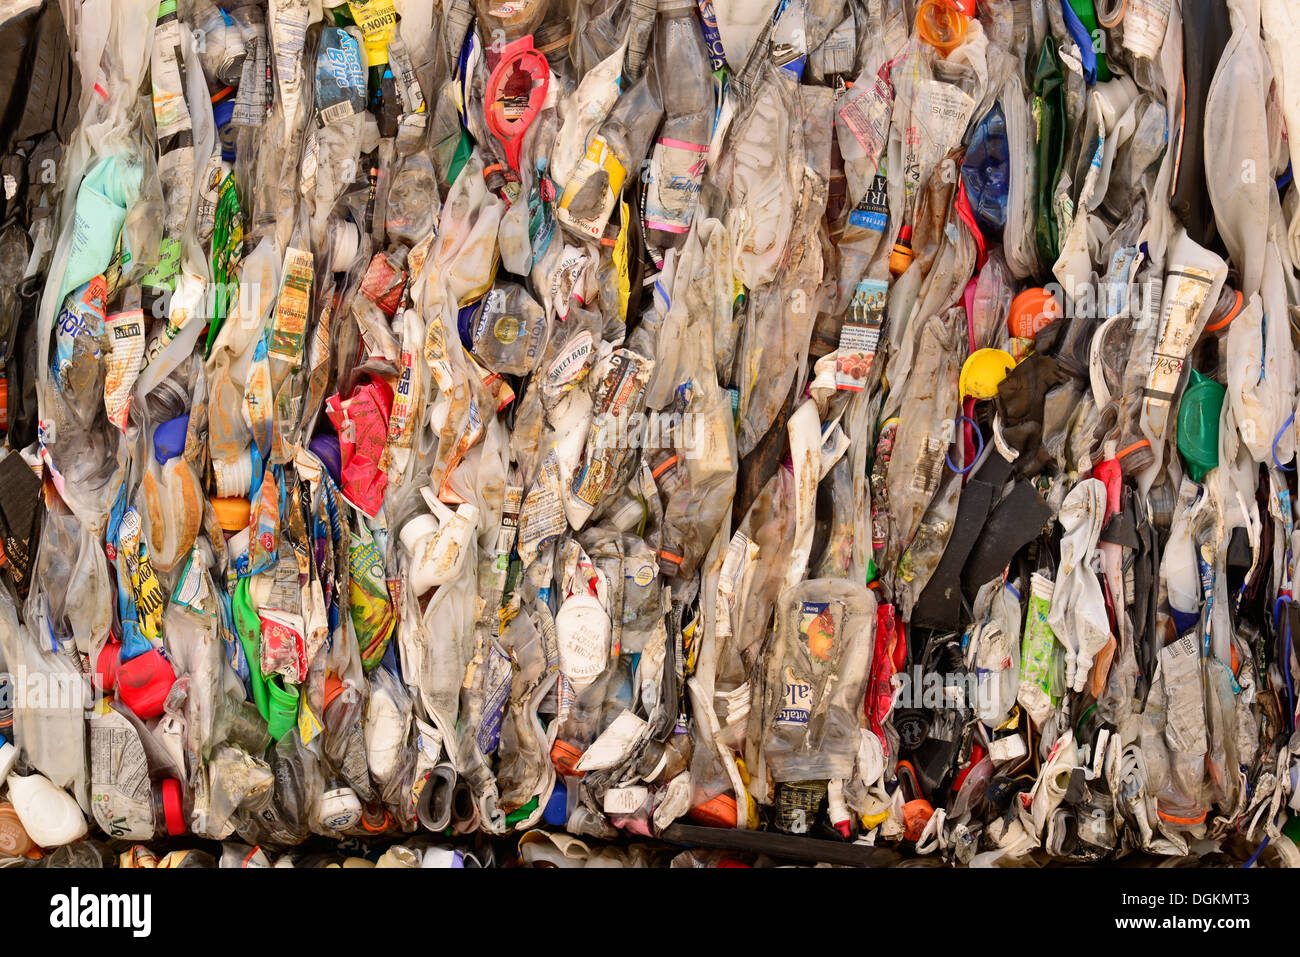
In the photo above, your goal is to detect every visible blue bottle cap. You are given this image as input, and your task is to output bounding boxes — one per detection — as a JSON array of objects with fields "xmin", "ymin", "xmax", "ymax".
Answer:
[
  {"xmin": 153, "ymin": 413, "xmax": 190, "ymax": 465},
  {"xmin": 543, "ymin": 778, "xmax": 568, "ymax": 827}
]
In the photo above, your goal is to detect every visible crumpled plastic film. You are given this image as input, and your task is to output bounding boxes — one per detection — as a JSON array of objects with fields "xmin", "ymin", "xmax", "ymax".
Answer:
[{"xmin": 1, "ymin": 0, "xmax": 1300, "ymax": 870}]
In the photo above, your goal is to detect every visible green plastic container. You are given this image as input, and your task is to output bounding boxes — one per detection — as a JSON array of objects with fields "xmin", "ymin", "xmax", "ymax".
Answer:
[
  {"xmin": 266, "ymin": 676, "xmax": 300, "ymax": 742},
  {"xmin": 233, "ymin": 577, "xmax": 271, "ymax": 722},
  {"xmin": 1177, "ymin": 369, "xmax": 1225, "ymax": 483}
]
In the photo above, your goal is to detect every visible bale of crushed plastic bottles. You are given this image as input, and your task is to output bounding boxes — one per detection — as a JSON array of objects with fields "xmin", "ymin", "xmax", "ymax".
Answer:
[{"xmin": 0, "ymin": 0, "xmax": 1298, "ymax": 869}]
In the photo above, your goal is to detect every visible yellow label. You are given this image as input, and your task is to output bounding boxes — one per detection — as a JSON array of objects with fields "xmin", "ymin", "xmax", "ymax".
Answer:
[
  {"xmin": 135, "ymin": 548, "xmax": 166, "ymax": 641},
  {"xmin": 270, "ymin": 247, "xmax": 313, "ymax": 364},
  {"xmin": 613, "ymin": 199, "xmax": 631, "ymax": 321},
  {"xmin": 298, "ymin": 701, "xmax": 324, "ymax": 744},
  {"xmin": 556, "ymin": 136, "xmax": 627, "ymax": 239},
  {"xmin": 347, "ymin": 0, "xmax": 396, "ymax": 66}
]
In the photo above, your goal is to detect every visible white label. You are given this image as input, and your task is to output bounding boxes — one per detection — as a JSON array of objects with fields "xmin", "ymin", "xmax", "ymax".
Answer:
[{"xmin": 603, "ymin": 785, "xmax": 649, "ymax": 815}]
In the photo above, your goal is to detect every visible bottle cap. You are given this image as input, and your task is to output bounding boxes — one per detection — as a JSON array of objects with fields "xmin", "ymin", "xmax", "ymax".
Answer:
[
  {"xmin": 308, "ymin": 433, "xmax": 342, "ymax": 487},
  {"xmin": 902, "ymin": 797, "xmax": 935, "ymax": 841},
  {"xmin": 0, "ymin": 801, "xmax": 32, "ymax": 857},
  {"xmin": 160, "ymin": 778, "xmax": 186, "ymax": 835},
  {"xmin": 319, "ymin": 786, "xmax": 363, "ymax": 831},
  {"xmin": 1202, "ymin": 287, "xmax": 1244, "ymax": 335},
  {"xmin": 889, "ymin": 225, "xmax": 915, "ymax": 276},
  {"xmin": 213, "ymin": 98, "xmax": 236, "ymax": 162},
  {"xmin": 1007, "ymin": 287, "xmax": 1062, "ymax": 338},
  {"xmin": 153, "ymin": 413, "xmax": 189, "ymax": 465},
  {"xmin": 0, "ymin": 741, "xmax": 16, "ymax": 780},
  {"xmin": 916, "ymin": 0, "xmax": 968, "ymax": 55},
  {"xmin": 211, "ymin": 496, "xmax": 251, "ymax": 532},
  {"xmin": 688, "ymin": 793, "xmax": 738, "ymax": 828},
  {"xmin": 323, "ymin": 673, "xmax": 347, "ymax": 713},
  {"xmin": 116, "ymin": 647, "xmax": 176, "ymax": 720},
  {"xmin": 542, "ymin": 778, "xmax": 568, "ymax": 826},
  {"xmin": 959, "ymin": 348, "xmax": 1016, "ymax": 399},
  {"xmin": 550, "ymin": 739, "xmax": 586, "ymax": 777}
]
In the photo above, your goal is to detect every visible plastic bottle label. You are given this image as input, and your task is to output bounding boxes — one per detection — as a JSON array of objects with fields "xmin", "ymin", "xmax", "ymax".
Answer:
[
  {"xmin": 269, "ymin": 247, "xmax": 314, "ymax": 363},
  {"xmin": 838, "ymin": 67, "xmax": 893, "ymax": 163},
  {"xmin": 645, "ymin": 138, "xmax": 709, "ymax": 233},
  {"xmin": 835, "ymin": 279, "xmax": 887, "ymax": 391},
  {"xmin": 1142, "ymin": 266, "xmax": 1213, "ymax": 440},
  {"xmin": 557, "ymin": 136, "xmax": 627, "ymax": 239}
]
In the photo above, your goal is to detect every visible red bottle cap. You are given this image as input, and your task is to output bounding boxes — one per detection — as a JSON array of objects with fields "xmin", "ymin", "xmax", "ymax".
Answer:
[
  {"xmin": 95, "ymin": 639, "xmax": 122, "ymax": 698},
  {"xmin": 116, "ymin": 648, "xmax": 175, "ymax": 720},
  {"xmin": 160, "ymin": 778, "xmax": 186, "ymax": 835}
]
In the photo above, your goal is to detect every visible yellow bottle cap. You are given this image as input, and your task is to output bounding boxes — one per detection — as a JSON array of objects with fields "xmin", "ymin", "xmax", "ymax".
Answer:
[{"xmin": 959, "ymin": 348, "xmax": 1016, "ymax": 399}]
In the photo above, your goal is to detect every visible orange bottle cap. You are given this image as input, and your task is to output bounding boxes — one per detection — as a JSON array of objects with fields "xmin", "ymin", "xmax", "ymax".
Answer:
[
  {"xmin": 1007, "ymin": 287, "xmax": 1063, "ymax": 338},
  {"xmin": 211, "ymin": 496, "xmax": 251, "ymax": 532},
  {"xmin": 688, "ymin": 793, "xmax": 738, "ymax": 828},
  {"xmin": 0, "ymin": 802, "xmax": 33, "ymax": 857},
  {"xmin": 902, "ymin": 798, "xmax": 935, "ymax": 842},
  {"xmin": 550, "ymin": 739, "xmax": 586, "ymax": 777},
  {"xmin": 917, "ymin": 0, "xmax": 968, "ymax": 55}
]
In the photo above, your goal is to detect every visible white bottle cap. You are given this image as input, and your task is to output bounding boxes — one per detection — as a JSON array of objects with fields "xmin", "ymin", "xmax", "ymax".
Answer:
[
  {"xmin": 555, "ymin": 592, "xmax": 611, "ymax": 686},
  {"xmin": 399, "ymin": 513, "xmax": 439, "ymax": 556},
  {"xmin": 319, "ymin": 786, "xmax": 363, "ymax": 831}
]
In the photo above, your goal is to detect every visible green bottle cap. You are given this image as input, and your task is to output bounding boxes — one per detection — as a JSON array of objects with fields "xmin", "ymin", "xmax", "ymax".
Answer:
[{"xmin": 157, "ymin": 0, "xmax": 177, "ymax": 19}]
